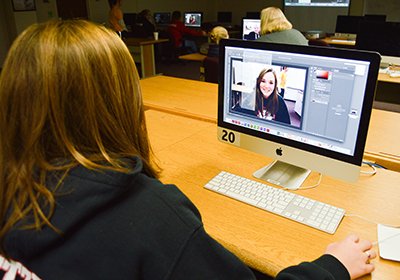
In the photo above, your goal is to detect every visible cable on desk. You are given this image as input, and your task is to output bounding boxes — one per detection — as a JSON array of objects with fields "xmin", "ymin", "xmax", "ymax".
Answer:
[{"xmin": 360, "ymin": 161, "xmax": 379, "ymax": 175}]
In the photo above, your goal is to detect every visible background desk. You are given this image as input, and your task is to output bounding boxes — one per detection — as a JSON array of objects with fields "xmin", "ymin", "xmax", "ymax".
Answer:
[
  {"xmin": 123, "ymin": 37, "xmax": 168, "ymax": 78},
  {"xmin": 145, "ymin": 109, "xmax": 400, "ymax": 279},
  {"xmin": 140, "ymin": 75, "xmax": 400, "ymax": 171}
]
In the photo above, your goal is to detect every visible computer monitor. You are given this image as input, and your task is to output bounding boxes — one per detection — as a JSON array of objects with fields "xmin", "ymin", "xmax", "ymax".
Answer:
[
  {"xmin": 218, "ymin": 11, "xmax": 232, "ymax": 23},
  {"xmin": 218, "ymin": 39, "xmax": 380, "ymax": 189},
  {"xmin": 123, "ymin": 13, "xmax": 137, "ymax": 32},
  {"xmin": 364, "ymin": 14, "xmax": 386, "ymax": 22},
  {"xmin": 246, "ymin": 12, "xmax": 260, "ymax": 19},
  {"xmin": 356, "ymin": 21, "xmax": 400, "ymax": 66},
  {"xmin": 335, "ymin": 15, "xmax": 364, "ymax": 34},
  {"xmin": 154, "ymin": 12, "xmax": 171, "ymax": 25},
  {"xmin": 242, "ymin": 18, "xmax": 261, "ymax": 40},
  {"xmin": 184, "ymin": 12, "xmax": 203, "ymax": 28}
]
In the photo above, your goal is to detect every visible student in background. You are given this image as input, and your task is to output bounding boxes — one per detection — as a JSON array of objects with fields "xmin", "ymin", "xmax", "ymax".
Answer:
[
  {"xmin": 107, "ymin": 0, "xmax": 126, "ymax": 37},
  {"xmin": 0, "ymin": 19, "xmax": 376, "ymax": 279},
  {"xmin": 135, "ymin": 9, "xmax": 156, "ymax": 38},
  {"xmin": 200, "ymin": 26, "xmax": 229, "ymax": 57},
  {"xmin": 257, "ymin": 6, "xmax": 308, "ymax": 45},
  {"xmin": 168, "ymin": 10, "xmax": 206, "ymax": 53}
]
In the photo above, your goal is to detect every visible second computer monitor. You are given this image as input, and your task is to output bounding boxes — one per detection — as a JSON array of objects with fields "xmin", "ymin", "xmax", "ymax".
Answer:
[
  {"xmin": 356, "ymin": 21, "xmax": 400, "ymax": 65},
  {"xmin": 154, "ymin": 12, "xmax": 171, "ymax": 25},
  {"xmin": 242, "ymin": 18, "xmax": 261, "ymax": 40},
  {"xmin": 184, "ymin": 12, "xmax": 203, "ymax": 28},
  {"xmin": 218, "ymin": 11, "xmax": 232, "ymax": 23},
  {"xmin": 335, "ymin": 15, "xmax": 364, "ymax": 35}
]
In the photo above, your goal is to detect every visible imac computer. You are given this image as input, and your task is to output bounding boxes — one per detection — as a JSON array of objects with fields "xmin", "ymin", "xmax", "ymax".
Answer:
[
  {"xmin": 242, "ymin": 18, "xmax": 261, "ymax": 40},
  {"xmin": 356, "ymin": 21, "xmax": 400, "ymax": 67},
  {"xmin": 218, "ymin": 39, "xmax": 380, "ymax": 189},
  {"xmin": 217, "ymin": 11, "xmax": 232, "ymax": 23},
  {"xmin": 184, "ymin": 12, "xmax": 203, "ymax": 28},
  {"xmin": 335, "ymin": 15, "xmax": 364, "ymax": 36},
  {"xmin": 154, "ymin": 12, "xmax": 171, "ymax": 25}
]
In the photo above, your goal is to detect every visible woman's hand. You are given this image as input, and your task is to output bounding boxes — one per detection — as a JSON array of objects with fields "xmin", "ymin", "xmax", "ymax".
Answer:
[{"xmin": 325, "ymin": 234, "xmax": 376, "ymax": 279}]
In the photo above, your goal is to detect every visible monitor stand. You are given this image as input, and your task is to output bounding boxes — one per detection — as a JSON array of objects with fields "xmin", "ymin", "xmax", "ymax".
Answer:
[{"xmin": 253, "ymin": 160, "xmax": 311, "ymax": 190}]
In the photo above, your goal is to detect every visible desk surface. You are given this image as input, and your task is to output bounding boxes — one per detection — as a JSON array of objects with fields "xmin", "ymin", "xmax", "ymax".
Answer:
[
  {"xmin": 320, "ymin": 37, "xmax": 356, "ymax": 47},
  {"xmin": 140, "ymin": 76, "xmax": 400, "ymax": 170},
  {"xmin": 378, "ymin": 72, "xmax": 400, "ymax": 84},
  {"xmin": 145, "ymin": 109, "xmax": 400, "ymax": 279},
  {"xmin": 178, "ymin": 53, "xmax": 207, "ymax": 62},
  {"xmin": 140, "ymin": 75, "xmax": 217, "ymax": 123},
  {"xmin": 123, "ymin": 37, "xmax": 168, "ymax": 46}
]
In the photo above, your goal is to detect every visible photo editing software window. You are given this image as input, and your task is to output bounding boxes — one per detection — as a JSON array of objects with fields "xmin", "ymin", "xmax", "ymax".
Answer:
[{"xmin": 223, "ymin": 46, "xmax": 371, "ymax": 157}]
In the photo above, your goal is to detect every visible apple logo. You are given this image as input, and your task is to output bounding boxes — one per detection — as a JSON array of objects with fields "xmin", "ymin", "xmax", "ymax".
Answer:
[{"xmin": 276, "ymin": 147, "xmax": 283, "ymax": 156}]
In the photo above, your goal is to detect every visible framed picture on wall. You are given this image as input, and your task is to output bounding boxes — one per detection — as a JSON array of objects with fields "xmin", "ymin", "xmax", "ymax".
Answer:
[{"xmin": 12, "ymin": 0, "xmax": 36, "ymax": 11}]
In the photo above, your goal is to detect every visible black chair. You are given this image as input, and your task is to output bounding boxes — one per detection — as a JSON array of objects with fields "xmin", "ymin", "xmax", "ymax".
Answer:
[
  {"xmin": 203, "ymin": 56, "xmax": 219, "ymax": 83},
  {"xmin": 158, "ymin": 30, "xmax": 192, "ymax": 63}
]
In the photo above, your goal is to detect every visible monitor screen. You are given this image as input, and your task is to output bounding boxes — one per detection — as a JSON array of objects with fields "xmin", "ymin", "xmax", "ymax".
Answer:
[
  {"xmin": 246, "ymin": 12, "xmax": 260, "ymax": 19},
  {"xmin": 356, "ymin": 21, "xmax": 400, "ymax": 65},
  {"xmin": 218, "ymin": 11, "xmax": 232, "ymax": 23},
  {"xmin": 364, "ymin": 14, "xmax": 386, "ymax": 22},
  {"xmin": 184, "ymin": 12, "xmax": 203, "ymax": 28},
  {"xmin": 154, "ymin": 12, "xmax": 171, "ymax": 25},
  {"xmin": 242, "ymin": 19, "xmax": 261, "ymax": 40},
  {"xmin": 335, "ymin": 15, "xmax": 364, "ymax": 34},
  {"xmin": 284, "ymin": 0, "xmax": 350, "ymax": 7},
  {"xmin": 218, "ymin": 39, "xmax": 380, "ymax": 189}
]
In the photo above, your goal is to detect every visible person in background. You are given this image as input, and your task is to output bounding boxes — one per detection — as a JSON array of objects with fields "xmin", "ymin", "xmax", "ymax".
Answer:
[
  {"xmin": 0, "ymin": 19, "xmax": 376, "ymax": 279},
  {"xmin": 200, "ymin": 26, "xmax": 229, "ymax": 57},
  {"xmin": 168, "ymin": 10, "xmax": 206, "ymax": 53},
  {"xmin": 107, "ymin": 0, "xmax": 126, "ymax": 37},
  {"xmin": 255, "ymin": 68, "xmax": 291, "ymax": 124},
  {"xmin": 257, "ymin": 6, "xmax": 308, "ymax": 45},
  {"xmin": 135, "ymin": 9, "xmax": 156, "ymax": 38}
]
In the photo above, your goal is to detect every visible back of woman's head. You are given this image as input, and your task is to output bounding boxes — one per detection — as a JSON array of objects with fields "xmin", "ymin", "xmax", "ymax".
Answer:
[
  {"xmin": 0, "ymin": 19, "xmax": 156, "ymax": 172},
  {"xmin": 210, "ymin": 26, "xmax": 229, "ymax": 44},
  {"xmin": 171, "ymin": 11, "xmax": 181, "ymax": 21},
  {"xmin": 260, "ymin": 7, "xmax": 292, "ymax": 35},
  {"xmin": 0, "ymin": 19, "xmax": 158, "ymax": 254}
]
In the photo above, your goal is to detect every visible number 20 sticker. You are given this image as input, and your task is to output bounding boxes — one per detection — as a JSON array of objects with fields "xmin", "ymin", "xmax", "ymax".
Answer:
[{"xmin": 219, "ymin": 129, "xmax": 240, "ymax": 146}]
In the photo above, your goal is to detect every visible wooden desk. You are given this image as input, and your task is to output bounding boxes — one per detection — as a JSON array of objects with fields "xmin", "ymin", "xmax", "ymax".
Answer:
[
  {"xmin": 145, "ymin": 109, "xmax": 400, "ymax": 279},
  {"xmin": 320, "ymin": 37, "xmax": 356, "ymax": 47},
  {"xmin": 378, "ymin": 73, "xmax": 400, "ymax": 84},
  {"xmin": 364, "ymin": 109, "xmax": 400, "ymax": 171},
  {"xmin": 178, "ymin": 53, "xmax": 206, "ymax": 62},
  {"xmin": 140, "ymin": 75, "xmax": 217, "ymax": 123},
  {"xmin": 123, "ymin": 37, "xmax": 168, "ymax": 78},
  {"xmin": 140, "ymin": 75, "xmax": 400, "ymax": 171}
]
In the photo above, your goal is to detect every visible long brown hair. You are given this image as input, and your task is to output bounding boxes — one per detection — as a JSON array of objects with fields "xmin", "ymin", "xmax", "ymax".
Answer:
[
  {"xmin": 255, "ymin": 68, "xmax": 279, "ymax": 116},
  {"xmin": 0, "ymin": 19, "xmax": 159, "ymax": 256}
]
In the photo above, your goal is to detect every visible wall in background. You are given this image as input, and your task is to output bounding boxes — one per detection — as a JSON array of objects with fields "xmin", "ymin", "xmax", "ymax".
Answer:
[
  {"xmin": 364, "ymin": 0, "xmax": 400, "ymax": 21},
  {"xmin": 3, "ymin": 0, "xmax": 398, "ymax": 67}
]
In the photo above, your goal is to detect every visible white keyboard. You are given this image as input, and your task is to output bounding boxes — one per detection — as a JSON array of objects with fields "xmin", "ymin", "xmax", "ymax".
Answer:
[{"xmin": 204, "ymin": 171, "xmax": 345, "ymax": 234}]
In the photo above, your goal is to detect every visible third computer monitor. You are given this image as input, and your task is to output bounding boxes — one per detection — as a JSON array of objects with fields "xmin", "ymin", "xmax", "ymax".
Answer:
[
  {"xmin": 218, "ymin": 39, "xmax": 380, "ymax": 189},
  {"xmin": 242, "ymin": 18, "xmax": 261, "ymax": 40},
  {"xmin": 184, "ymin": 12, "xmax": 203, "ymax": 28}
]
